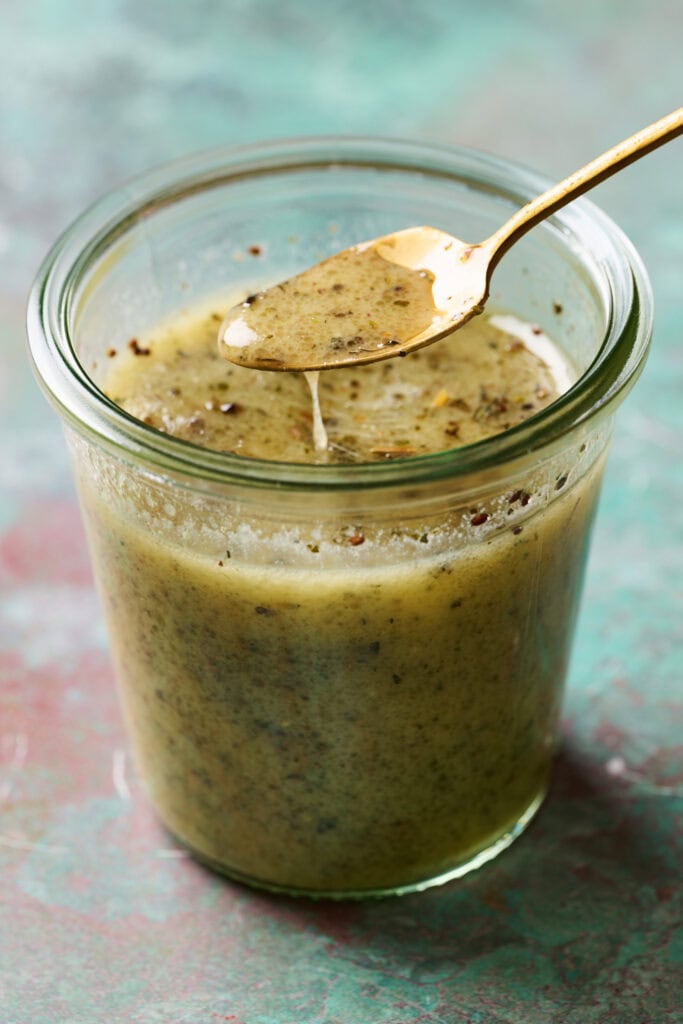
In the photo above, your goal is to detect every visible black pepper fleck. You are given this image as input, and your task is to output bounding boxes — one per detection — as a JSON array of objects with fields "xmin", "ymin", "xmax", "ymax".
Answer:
[{"xmin": 128, "ymin": 338, "xmax": 151, "ymax": 356}]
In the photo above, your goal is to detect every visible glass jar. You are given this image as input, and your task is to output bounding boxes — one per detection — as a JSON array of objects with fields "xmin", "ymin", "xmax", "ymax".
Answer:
[{"xmin": 27, "ymin": 138, "xmax": 652, "ymax": 898}]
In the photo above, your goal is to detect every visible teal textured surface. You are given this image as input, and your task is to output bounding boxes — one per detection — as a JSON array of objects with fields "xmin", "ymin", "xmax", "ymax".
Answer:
[{"xmin": 2, "ymin": 1, "xmax": 682, "ymax": 1021}]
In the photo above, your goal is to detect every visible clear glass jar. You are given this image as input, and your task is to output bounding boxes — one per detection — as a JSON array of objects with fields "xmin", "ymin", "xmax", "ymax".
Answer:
[{"xmin": 28, "ymin": 138, "xmax": 652, "ymax": 898}]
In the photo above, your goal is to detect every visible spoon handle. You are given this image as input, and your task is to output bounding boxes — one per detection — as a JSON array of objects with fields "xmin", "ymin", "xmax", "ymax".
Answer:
[{"xmin": 485, "ymin": 107, "xmax": 683, "ymax": 266}]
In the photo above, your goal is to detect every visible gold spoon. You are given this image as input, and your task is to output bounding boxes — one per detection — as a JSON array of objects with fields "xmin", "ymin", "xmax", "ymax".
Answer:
[{"xmin": 219, "ymin": 108, "xmax": 682, "ymax": 372}]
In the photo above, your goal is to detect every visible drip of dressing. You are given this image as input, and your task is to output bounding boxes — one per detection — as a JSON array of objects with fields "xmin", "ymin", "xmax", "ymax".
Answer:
[{"xmin": 304, "ymin": 371, "xmax": 328, "ymax": 452}]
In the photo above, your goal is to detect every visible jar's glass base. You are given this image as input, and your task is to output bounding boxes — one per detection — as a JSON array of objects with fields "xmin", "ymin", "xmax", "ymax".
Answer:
[{"xmin": 176, "ymin": 786, "xmax": 547, "ymax": 901}]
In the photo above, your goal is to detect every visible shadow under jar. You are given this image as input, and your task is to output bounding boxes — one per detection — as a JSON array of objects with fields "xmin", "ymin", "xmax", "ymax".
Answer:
[{"xmin": 28, "ymin": 138, "xmax": 652, "ymax": 898}]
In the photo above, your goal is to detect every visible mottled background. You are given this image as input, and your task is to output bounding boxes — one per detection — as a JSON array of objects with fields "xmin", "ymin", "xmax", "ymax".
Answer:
[{"xmin": 1, "ymin": 1, "xmax": 682, "ymax": 1022}]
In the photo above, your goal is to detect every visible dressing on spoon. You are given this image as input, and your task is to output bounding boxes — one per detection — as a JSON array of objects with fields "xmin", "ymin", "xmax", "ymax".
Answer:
[{"xmin": 219, "ymin": 108, "xmax": 682, "ymax": 374}]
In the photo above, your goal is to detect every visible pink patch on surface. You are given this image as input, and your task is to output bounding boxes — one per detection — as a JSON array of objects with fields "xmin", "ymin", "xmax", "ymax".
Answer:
[
  {"xmin": 0, "ymin": 499, "xmax": 93, "ymax": 587},
  {"xmin": 593, "ymin": 720, "xmax": 631, "ymax": 753},
  {"xmin": 0, "ymin": 650, "xmax": 124, "ymax": 802},
  {"xmin": 636, "ymin": 746, "xmax": 683, "ymax": 788}
]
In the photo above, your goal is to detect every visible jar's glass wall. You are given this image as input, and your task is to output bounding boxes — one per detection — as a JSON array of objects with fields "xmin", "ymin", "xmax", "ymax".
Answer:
[{"xmin": 28, "ymin": 139, "xmax": 652, "ymax": 897}]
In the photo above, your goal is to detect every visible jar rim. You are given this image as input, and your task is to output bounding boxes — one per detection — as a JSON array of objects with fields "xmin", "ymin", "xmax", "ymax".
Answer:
[{"xmin": 27, "ymin": 135, "xmax": 653, "ymax": 492}]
